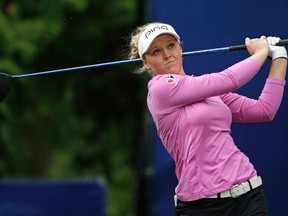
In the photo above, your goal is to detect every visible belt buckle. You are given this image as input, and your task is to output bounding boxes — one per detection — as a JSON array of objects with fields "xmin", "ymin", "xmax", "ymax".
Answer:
[{"xmin": 230, "ymin": 183, "xmax": 246, "ymax": 198}]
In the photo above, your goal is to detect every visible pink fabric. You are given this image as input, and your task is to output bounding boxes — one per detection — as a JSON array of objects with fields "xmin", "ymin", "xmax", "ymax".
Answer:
[{"xmin": 147, "ymin": 56, "xmax": 286, "ymax": 201}]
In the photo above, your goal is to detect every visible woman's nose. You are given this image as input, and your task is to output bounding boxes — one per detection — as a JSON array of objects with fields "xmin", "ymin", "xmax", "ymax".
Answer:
[{"xmin": 162, "ymin": 49, "xmax": 171, "ymax": 59}]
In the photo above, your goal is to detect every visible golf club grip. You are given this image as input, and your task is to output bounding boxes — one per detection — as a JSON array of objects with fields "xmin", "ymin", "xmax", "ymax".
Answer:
[{"xmin": 230, "ymin": 39, "xmax": 288, "ymax": 51}]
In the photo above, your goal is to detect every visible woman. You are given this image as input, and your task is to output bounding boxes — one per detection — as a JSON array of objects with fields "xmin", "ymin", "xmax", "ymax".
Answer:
[{"xmin": 129, "ymin": 22, "xmax": 287, "ymax": 215}]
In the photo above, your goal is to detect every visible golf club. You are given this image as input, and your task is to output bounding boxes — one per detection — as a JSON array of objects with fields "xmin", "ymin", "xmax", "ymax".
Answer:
[{"xmin": 0, "ymin": 39, "xmax": 288, "ymax": 102}]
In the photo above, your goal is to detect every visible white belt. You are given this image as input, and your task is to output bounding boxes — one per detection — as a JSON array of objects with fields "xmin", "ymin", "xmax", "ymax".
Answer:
[
  {"xmin": 174, "ymin": 176, "xmax": 263, "ymax": 206},
  {"xmin": 207, "ymin": 176, "xmax": 262, "ymax": 198}
]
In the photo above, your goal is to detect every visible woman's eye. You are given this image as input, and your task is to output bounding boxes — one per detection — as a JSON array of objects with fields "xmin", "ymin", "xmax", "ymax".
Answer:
[
  {"xmin": 153, "ymin": 49, "xmax": 161, "ymax": 55},
  {"xmin": 168, "ymin": 43, "xmax": 175, "ymax": 49}
]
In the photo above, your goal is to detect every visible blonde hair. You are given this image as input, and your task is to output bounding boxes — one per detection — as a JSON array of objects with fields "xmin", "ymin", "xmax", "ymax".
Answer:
[{"xmin": 128, "ymin": 22, "xmax": 163, "ymax": 75}]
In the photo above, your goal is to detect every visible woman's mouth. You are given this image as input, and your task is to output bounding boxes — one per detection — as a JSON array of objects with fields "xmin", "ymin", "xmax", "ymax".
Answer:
[{"xmin": 165, "ymin": 60, "xmax": 175, "ymax": 65}]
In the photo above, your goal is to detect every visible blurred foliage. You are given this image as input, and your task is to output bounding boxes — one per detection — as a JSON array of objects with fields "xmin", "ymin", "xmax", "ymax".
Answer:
[{"xmin": 0, "ymin": 0, "xmax": 147, "ymax": 215}]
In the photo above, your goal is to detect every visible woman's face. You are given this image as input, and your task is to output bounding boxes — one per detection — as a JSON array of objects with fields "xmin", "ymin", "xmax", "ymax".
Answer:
[{"xmin": 143, "ymin": 34, "xmax": 185, "ymax": 75}]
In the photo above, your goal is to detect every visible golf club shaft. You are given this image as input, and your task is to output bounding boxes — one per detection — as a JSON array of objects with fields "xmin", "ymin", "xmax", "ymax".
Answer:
[{"xmin": 14, "ymin": 39, "xmax": 288, "ymax": 79}]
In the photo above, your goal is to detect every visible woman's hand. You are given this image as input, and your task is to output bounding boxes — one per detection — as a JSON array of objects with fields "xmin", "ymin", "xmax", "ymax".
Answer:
[
  {"xmin": 263, "ymin": 36, "xmax": 287, "ymax": 60},
  {"xmin": 263, "ymin": 36, "xmax": 288, "ymax": 80},
  {"xmin": 245, "ymin": 37, "xmax": 269, "ymax": 66}
]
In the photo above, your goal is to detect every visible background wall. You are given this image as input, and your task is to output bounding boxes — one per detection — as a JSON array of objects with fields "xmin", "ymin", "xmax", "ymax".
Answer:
[{"xmin": 148, "ymin": 0, "xmax": 288, "ymax": 215}]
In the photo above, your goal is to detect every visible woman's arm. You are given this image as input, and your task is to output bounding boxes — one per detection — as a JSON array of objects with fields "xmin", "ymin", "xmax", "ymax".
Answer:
[
  {"xmin": 221, "ymin": 78, "xmax": 285, "ymax": 122},
  {"xmin": 245, "ymin": 37, "xmax": 269, "ymax": 66},
  {"xmin": 221, "ymin": 36, "xmax": 287, "ymax": 122},
  {"xmin": 149, "ymin": 37, "xmax": 276, "ymax": 112},
  {"xmin": 268, "ymin": 58, "xmax": 287, "ymax": 80},
  {"xmin": 266, "ymin": 36, "xmax": 287, "ymax": 80}
]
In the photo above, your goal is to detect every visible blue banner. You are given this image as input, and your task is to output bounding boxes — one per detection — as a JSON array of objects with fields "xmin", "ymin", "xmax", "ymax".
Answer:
[{"xmin": 149, "ymin": 1, "xmax": 288, "ymax": 215}]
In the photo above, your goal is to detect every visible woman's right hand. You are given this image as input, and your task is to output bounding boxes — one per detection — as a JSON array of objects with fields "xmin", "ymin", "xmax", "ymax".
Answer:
[{"xmin": 245, "ymin": 37, "xmax": 269, "ymax": 66}]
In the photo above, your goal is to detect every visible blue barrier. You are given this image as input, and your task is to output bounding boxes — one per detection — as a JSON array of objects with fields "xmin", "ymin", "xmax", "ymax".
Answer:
[{"xmin": 0, "ymin": 179, "xmax": 106, "ymax": 216}]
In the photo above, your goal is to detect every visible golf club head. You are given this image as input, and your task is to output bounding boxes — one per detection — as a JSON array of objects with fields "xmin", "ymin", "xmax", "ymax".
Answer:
[{"xmin": 0, "ymin": 72, "xmax": 14, "ymax": 102}]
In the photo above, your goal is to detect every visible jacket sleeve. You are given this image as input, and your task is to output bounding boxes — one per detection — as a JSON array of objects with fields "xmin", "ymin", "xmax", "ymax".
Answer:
[
  {"xmin": 220, "ymin": 78, "xmax": 286, "ymax": 122},
  {"xmin": 148, "ymin": 56, "xmax": 261, "ymax": 113}
]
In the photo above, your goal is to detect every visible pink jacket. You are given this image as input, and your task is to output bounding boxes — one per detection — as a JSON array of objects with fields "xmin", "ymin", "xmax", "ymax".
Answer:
[{"xmin": 147, "ymin": 56, "xmax": 286, "ymax": 201}]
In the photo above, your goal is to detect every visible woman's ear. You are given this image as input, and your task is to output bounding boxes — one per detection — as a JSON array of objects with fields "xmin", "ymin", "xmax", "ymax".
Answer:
[{"xmin": 143, "ymin": 59, "xmax": 150, "ymax": 69}]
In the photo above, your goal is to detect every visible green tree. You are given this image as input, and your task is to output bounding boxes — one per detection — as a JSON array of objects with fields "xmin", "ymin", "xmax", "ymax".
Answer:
[{"xmin": 0, "ymin": 0, "xmax": 146, "ymax": 215}]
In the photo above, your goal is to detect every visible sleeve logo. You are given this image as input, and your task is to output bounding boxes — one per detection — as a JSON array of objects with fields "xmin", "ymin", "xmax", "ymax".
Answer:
[{"xmin": 165, "ymin": 75, "xmax": 176, "ymax": 84}]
